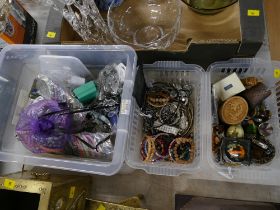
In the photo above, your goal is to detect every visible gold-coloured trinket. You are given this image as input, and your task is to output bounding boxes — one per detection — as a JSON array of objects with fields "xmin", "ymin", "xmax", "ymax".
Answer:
[{"xmin": 219, "ymin": 96, "xmax": 248, "ymax": 125}]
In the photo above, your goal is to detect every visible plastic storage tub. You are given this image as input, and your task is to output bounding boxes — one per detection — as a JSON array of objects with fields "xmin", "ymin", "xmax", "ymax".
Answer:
[
  {"xmin": 0, "ymin": 45, "xmax": 137, "ymax": 175},
  {"xmin": 206, "ymin": 58, "xmax": 280, "ymax": 179},
  {"xmin": 126, "ymin": 61, "xmax": 205, "ymax": 176}
]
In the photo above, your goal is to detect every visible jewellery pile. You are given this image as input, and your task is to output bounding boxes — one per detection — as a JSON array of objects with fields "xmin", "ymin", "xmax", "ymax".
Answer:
[
  {"xmin": 16, "ymin": 63, "xmax": 126, "ymax": 161},
  {"xmin": 212, "ymin": 73, "xmax": 275, "ymax": 166},
  {"xmin": 140, "ymin": 82, "xmax": 195, "ymax": 164}
]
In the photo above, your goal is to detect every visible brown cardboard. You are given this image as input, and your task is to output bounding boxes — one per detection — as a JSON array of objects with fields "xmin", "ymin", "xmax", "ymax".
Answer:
[
  {"xmin": 60, "ymin": 1, "xmax": 241, "ymax": 52},
  {"xmin": 264, "ymin": 0, "xmax": 280, "ymax": 61},
  {"xmin": 170, "ymin": 1, "xmax": 241, "ymax": 51}
]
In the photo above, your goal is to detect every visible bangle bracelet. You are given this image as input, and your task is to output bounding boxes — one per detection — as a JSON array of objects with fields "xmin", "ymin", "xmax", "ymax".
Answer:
[
  {"xmin": 140, "ymin": 135, "xmax": 156, "ymax": 162},
  {"xmin": 146, "ymin": 91, "xmax": 170, "ymax": 108},
  {"xmin": 169, "ymin": 137, "xmax": 195, "ymax": 164},
  {"xmin": 154, "ymin": 133, "xmax": 171, "ymax": 160},
  {"xmin": 146, "ymin": 136, "xmax": 156, "ymax": 162},
  {"xmin": 140, "ymin": 137, "xmax": 148, "ymax": 161},
  {"xmin": 168, "ymin": 138, "xmax": 177, "ymax": 162}
]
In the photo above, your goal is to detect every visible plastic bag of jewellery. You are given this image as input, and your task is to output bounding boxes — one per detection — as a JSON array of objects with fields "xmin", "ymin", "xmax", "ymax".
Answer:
[
  {"xmin": 73, "ymin": 110, "xmax": 114, "ymax": 134},
  {"xmin": 65, "ymin": 132, "xmax": 114, "ymax": 160},
  {"xmin": 15, "ymin": 98, "xmax": 116, "ymax": 160},
  {"xmin": 32, "ymin": 80, "xmax": 119, "ymax": 134},
  {"xmin": 97, "ymin": 63, "xmax": 126, "ymax": 100},
  {"xmin": 74, "ymin": 96, "xmax": 120, "ymax": 133},
  {"xmin": 29, "ymin": 75, "xmax": 86, "ymax": 123},
  {"xmin": 39, "ymin": 106, "xmax": 115, "ymax": 135},
  {"xmin": 30, "ymin": 74, "xmax": 83, "ymax": 109},
  {"xmin": 15, "ymin": 99, "xmax": 72, "ymax": 154}
]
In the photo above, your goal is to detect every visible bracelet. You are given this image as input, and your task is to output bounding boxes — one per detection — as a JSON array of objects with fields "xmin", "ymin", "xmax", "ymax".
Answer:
[
  {"xmin": 169, "ymin": 137, "xmax": 195, "ymax": 164},
  {"xmin": 146, "ymin": 91, "xmax": 170, "ymax": 108},
  {"xmin": 140, "ymin": 135, "xmax": 156, "ymax": 162},
  {"xmin": 154, "ymin": 133, "xmax": 171, "ymax": 160}
]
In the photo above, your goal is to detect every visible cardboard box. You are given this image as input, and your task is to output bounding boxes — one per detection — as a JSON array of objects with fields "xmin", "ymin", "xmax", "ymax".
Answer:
[{"xmin": 42, "ymin": 0, "xmax": 265, "ymax": 68}]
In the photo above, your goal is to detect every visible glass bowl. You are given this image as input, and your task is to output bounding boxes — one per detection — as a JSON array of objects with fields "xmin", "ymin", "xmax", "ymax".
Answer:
[
  {"xmin": 107, "ymin": 0, "xmax": 181, "ymax": 49},
  {"xmin": 183, "ymin": 0, "xmax": 238, "ymax": 15}
]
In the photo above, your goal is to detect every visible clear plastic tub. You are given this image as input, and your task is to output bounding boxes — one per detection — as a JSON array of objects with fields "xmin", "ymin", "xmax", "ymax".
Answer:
[
  {"xmin": 126, "ymin": 61, "xmax": 205, "ymax": 176},
  {"xmin": 206, "ymin": 58, "xmax": 280, "ymax": 179},
  {"xmin": 0, "ymin": 45, "xmax": 137, "ymax": 175}
]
